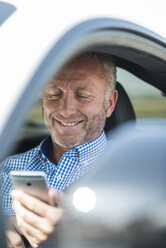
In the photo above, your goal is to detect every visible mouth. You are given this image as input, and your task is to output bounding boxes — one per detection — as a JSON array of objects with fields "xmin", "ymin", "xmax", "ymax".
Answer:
[{"xmin": 56, "ymin": 119, "xmax": 83, "ymax": 127}]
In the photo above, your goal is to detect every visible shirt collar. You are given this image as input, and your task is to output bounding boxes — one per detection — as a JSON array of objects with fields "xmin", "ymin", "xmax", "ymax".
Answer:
[
  {"xmin": 39, "ymin": 131, "xmax": 107, "ymax": 166},
  {"xmin": 39, "ymin": 136, "xmax": 53, "ymax": 160},
  {"xmin": 75, "ymin": 131, "xmax": 107, "ymax": 166}
]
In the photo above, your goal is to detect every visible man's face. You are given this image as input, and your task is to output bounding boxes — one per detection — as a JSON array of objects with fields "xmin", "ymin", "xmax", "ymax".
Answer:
[{"xmin": 42, "ymin": 57, "xmax": 117, "ymax": 149}]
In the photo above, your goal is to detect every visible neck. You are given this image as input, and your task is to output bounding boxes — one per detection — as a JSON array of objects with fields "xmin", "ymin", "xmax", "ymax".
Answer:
[{"xmin": 49, "ymin": 142, "xmax": 70, "ymax": 164}]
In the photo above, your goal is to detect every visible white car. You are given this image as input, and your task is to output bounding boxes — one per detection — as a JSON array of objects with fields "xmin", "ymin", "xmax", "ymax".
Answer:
[{"xmin": 0, "ymin": 1, "xmax": 166, "ymax": 247}]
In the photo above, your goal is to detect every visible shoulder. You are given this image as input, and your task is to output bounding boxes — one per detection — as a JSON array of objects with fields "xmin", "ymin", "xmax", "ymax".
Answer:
[{"xmin": 1, "ymin": 146, "xmax": 40, "ymax": 173}]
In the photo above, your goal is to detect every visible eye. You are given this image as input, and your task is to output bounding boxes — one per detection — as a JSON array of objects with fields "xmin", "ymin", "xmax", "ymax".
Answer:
[
  {"xmin": 51, "ymin": 93, "xmax": 62, "ymax": 97},
  {"xmin": 49, "ymin": 92, "xmax": 62, "ymax": 98},
  {"xmin": 76, "ymin": 94, "xmax": 89, "ymax": 99}
]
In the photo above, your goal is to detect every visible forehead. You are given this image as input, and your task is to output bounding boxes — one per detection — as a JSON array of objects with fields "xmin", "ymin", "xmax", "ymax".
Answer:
[
  {"xmin": 58, "ymin": 56, "xmax": 105, "ymax": 77},
  {"xmin": 47, "ymin": 56, "xmax": 108, "ymax": 90}
]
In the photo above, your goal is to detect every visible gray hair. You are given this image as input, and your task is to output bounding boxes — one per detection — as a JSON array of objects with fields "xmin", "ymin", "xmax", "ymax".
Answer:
[
  {"xmin": 72, "ymin": 52, "xmax": 117, "ymax": 92},
  {"xmin": 96, "ymin": 53, "xmax": 117, "ymax": 91}
]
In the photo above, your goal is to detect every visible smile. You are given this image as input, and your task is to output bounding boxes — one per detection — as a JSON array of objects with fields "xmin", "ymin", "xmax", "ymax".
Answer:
[
  {"xmin": 56, "ymin": 119, "xmax": 83, "ymax": 127},
  {"xmin": 60, "ymin": 121, "xmax": 80, "ymax": 126}
]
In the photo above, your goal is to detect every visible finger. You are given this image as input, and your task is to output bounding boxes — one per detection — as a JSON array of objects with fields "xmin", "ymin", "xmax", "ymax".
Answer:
[
  {"xmin": 11, "ymin": 190, "xmax": 53, "ymax": 217},
  {"xmin": 13, "ymin": 200, "xmax": 44, "ymax": 230},
  {"xmin": 17, "ymin": 226, "xmax": 39, "ymax": 248},
  {"xmin": 6, "ymin": 229, "xmax": 25, "ymax": 248},
  {"xmin": 6, "ymin": 239, "xmax": 13, "ymax": 248},
  {"xmin": 13, "ymin": 199, "xmax": 62, "ymax": 235},
  {"xmin": 12, "ymin": 190, "xmax": 63, "ymax": 225},
  {"xmin": 14, "ymin": 202, "xmax": 57, "ymax": 248},
  {"xmin": 15, "ymin": 216, "xmax": 48, "ymax": 247}
]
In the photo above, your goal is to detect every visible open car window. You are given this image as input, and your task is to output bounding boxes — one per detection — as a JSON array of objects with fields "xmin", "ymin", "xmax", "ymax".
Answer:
[{"xmin": 117, "ymin": 68, "xmax": 166, "ymax": 120}]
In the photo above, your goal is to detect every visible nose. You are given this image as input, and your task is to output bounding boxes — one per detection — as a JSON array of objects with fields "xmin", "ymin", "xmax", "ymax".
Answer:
[{"xmin": 59, "ymin": 93, "xmax": 77, "ymax": 118}]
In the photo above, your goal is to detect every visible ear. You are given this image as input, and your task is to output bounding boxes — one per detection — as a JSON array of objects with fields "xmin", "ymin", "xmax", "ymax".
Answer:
[{"xmin": 106, "ymin": 89, "xmax": 118, "ymax": 118}]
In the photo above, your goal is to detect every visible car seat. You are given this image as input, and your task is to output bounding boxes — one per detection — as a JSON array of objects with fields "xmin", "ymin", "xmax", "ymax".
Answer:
[{"xmin": 104, "ymin": 82, "xmax": 136, "ymax": 133}]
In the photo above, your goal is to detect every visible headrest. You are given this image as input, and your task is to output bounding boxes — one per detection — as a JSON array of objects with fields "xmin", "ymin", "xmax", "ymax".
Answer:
[{"xmin": 104, "ymin": 82, "xmax": 136, "ymax": 133}]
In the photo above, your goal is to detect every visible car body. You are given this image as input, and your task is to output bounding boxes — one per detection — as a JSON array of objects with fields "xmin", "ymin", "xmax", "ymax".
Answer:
[{"xmin": 0, "ymin": 0, "xmax": 166, "ymax": 247}]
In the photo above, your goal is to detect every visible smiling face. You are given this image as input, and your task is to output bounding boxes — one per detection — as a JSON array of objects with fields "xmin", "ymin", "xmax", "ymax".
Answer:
[{"xmin": 42, "ymin": 56, "xmax": 117, "ymax": 153}]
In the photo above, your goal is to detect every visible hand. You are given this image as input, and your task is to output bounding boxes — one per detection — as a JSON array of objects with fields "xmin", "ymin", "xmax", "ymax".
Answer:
[
  {"xmin": 11, "ymin": 188, "xmax": 63, "ymax": 248},
  {"xmin": 6, "ymin": 215, "xmax": 25, "ymax": 248}
]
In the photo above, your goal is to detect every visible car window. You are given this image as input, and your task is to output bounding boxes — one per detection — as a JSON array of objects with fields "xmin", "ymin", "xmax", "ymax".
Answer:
[
  {"xmin": 27, "ymin": 100, "xmax": 43, "ymax": 124},
  {"xmin": 28, "ymin": 67, "xmax": 166, "ymax": 124},
  {"xmin": 117, "ymin": 67, "xmax": 166, "ymax": 120}
]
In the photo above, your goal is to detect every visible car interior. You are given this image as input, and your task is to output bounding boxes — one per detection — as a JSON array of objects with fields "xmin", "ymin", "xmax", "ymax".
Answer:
[
  {"xmin": 10, "ymin": 48, "xmax": 166, "ymax": 156},
  {"xmin": 104, "ymin": 81, "xmax": 136, "ymax": 133}
]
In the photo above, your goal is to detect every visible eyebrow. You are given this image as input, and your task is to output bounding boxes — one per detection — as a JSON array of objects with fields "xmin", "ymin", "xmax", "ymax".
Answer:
[
  {"xmin": 48, "ymin": 85, "xmax": 59, "ymax": 89},
  {"xmin": 55, "ymin": 72, "xmax": 87, "ymax": 80},
  {"xmin": 44, "ymin": 85, "xmax": 94, "ymax": 95},
  {"xmin": 76, "ymin": 86, "xmax": 92, "ymax": 92},
  {"xmin": 47, "ymin": 85, "xmax": 92, "ymax": 91}
]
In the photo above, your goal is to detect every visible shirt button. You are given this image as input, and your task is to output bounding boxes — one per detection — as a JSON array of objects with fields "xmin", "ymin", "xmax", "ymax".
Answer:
[{"xmin": 57, "ymin": 175, "xmax": 61, "ymax": 180}]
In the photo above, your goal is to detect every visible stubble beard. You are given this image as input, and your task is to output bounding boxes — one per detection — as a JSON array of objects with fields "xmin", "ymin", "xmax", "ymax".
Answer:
[{"xmin": 44, "ymin": 100, "xmax": 108, "ymax": 150}]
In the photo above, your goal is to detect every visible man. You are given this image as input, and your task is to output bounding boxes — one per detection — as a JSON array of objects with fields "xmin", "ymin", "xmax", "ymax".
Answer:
[{"xmin": 1, "ymin": 52, "xmax": 118, "ymax": 247}]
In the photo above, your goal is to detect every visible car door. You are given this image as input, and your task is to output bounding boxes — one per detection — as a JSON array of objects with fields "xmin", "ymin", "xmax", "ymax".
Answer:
[{"xmin": 0, "ymin": 16, "xmax": 166, "ymax": 161}]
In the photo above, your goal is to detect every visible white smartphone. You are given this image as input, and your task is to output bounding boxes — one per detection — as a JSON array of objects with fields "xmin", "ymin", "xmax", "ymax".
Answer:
[{"xmin": 10, "ymin": 171, "xmax": 49, "ymax": 204}]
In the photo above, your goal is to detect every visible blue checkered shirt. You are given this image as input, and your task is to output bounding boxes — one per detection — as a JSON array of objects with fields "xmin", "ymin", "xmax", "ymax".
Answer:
[{"xmin": 1, "ymin": 131, "xmax": 107, "ymax": 215}]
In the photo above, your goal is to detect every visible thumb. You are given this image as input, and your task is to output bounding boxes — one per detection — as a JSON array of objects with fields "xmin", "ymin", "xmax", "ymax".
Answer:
[{"xmin": 48, "ymin": 188, "xmax": 64, "ymax": 207}]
